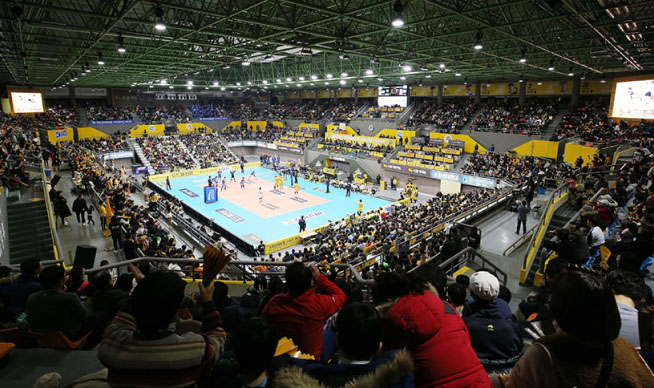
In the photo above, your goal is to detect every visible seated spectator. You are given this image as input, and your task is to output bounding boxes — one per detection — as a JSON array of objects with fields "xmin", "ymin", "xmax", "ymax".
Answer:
[
  {"xmin": 98, "ymin": 271, "xmax": 226, "ymax": 387},
  {"xmin": 25, "ymin": 265, "xmax": 88, "ymax": 340},
  {"xmin": 276, "ymin": 303, "xmax": 414, "ymax": 388},
  {"xmin": 374, "ymin": 272, "xmax": 492, "ymax": 387},
  {"xmin": 66, "ymin": 266, "xmax": 89, "ymax": 296},
  {"xmin": 447, "ymin": 282, "xmax": 467, "ymax": 316},
  {"xmin": 606, "ymin": 269, "xmax": 650, "ymax": 349},
  {"xmin": 462, "ymin": 272, "xmax": 523, "ymax": 374},
  {"xmin": 493, "ymin": 270, "xmax": 654, "ymax": 387},
  {"xmin": 262, "ymin": 263, "xmax": 346, "ymax": 360},
  {"xmin": 5, "ymin": 257, "xmax": 42, "ymax": 320}
]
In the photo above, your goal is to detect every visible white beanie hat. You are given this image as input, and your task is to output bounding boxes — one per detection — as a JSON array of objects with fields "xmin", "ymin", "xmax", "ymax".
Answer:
[{"xmin": 470, "ymin": 271, "xmax": 500, "ymax": 301}]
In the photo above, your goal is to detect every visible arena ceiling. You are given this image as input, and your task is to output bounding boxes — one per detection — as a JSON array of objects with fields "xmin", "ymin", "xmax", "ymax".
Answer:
[{"xmin": 0, "ymin": 0, "xmax": 652, "ymax": 90}]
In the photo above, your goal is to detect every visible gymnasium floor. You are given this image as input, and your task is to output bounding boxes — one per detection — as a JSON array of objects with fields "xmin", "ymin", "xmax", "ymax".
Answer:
[{"xmin": 153, "ymin": 166, "xmax": 393, "ymax": 244}]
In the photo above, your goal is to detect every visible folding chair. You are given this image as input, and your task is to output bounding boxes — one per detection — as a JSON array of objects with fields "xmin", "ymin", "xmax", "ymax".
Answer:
[
  {"xmin": 29, "ymin": 330, "xmax": 91, "ymax": 349},
  {"xmin": 0, "ymin": 326, "xmax": 36, "ymax": 347}
]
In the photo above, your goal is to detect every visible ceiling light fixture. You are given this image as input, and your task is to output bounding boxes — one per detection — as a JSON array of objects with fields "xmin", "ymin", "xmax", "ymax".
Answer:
[
  {"xmin": 455, "ymin": 71, "xmax": 461, "ymax": 76},
  {"xmin": 519, "ymin": 48, "xmax": 527, "ymax": 63},
  {"xmin": 341, "ymin": 72, "xmax": 348, "ymax": 77},
  {"xmin": 439, "ymin": 63, "xmax": 445, "ymax": 68},
  {"xmin": 548, "ymin": 59, "xmax": 555, "ymax": 71},
  {"xmin": 403, "ymin": 65, "xmax": 412, "ymax": 72},
  {"xmin": 117, "ymin": 35, "xmax": 126, "ymax": 53},
  {"xmin": 365, "ymin": 69, "xmax": 374, "ymax": 75},
  {"xmin": 340, "ymin": 79, "xmax": 346, "ymax": 85},
  {"xmin": 326, "ymin": 73, "xmax": 333, "ymax": 79},
  {"xmin": 473, "ymin": 31, "xmax": 483, "ymax": 50},
  {"xmin": 391, "ymin": 0, "xmax": 404, "ymax": 28},
  {"xmin": 154, "ymin": 7, "xmax": 166, "ymax": 31}
]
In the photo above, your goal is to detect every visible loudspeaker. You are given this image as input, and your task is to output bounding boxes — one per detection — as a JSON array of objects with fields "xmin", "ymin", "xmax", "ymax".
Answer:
[
  {"xmin": 50, "ymin": 174, "xmax": 61, "ymax": 187},
  {"xmin": 73, "ymin": 245, "xmax": 97, "ymax": 269}
]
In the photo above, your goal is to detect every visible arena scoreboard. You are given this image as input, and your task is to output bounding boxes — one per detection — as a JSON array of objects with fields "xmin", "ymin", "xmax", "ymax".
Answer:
[{"xmin": 378, "ymin": 85, "xmax": 408, "ymax": 108}]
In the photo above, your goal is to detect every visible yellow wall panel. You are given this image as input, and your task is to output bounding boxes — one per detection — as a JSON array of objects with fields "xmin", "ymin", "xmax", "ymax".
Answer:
[{"xmin": 77, "ymin": 127, "xmax": 108, "ymax": 140}]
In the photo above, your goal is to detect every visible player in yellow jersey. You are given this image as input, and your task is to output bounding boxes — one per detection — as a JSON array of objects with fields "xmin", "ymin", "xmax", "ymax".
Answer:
[
  {"xmin": 294, "ymin": 181, "xmax": 299, "ymax": 195},
  {"xmin": 357, "ymin": 199, "xmax": 363, "ymax": 215}
]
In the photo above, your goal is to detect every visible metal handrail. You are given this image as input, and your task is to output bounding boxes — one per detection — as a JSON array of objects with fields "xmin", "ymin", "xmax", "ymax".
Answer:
[
  {"xmin": 408, "ymin": 246, "xmax": 508, "ymax": 286},
  {"xmin": 520, "ymin": 182, "xmax": 568, "ymax": 283},
  {"xmin": 41, "ymin": 161, "xmax": 64, "ymax": 261},
  {"xmin": 85, "ymin": 256, "xmax": 374, "ymax": 286},
  {"xmin": 503, "ymin": 224, "xmax": 537, "ymax": 256}
]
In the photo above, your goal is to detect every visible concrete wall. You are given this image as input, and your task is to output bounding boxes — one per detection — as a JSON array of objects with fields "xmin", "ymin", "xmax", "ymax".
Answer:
[
  {"xmin": 90, "ymin": 123, "xmax": 136, "ymax": 135},
  {"xmin": 0, "ymin": 189, "xmax": 8, "ymax": 266},
  {"xmin": 468, "ymin": 132, "xmax": 534, "ymax": 153},
  {"xmin": 200, "ymin": 119, "xmax": 232, "ymax": 132},
  {"xmin": 348, "ymin": 119, "xmax": 398, "ymax": 136}
]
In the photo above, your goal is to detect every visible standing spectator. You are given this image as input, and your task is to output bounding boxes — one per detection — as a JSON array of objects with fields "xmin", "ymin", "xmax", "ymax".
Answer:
[
  {"xmin": 98, "ymin": 272, "xmax": 226, "ymax": 387},
  {"xmin": 516, "ymin": 201, "xmax": 529, "ymax": 235},
  {"xmin": 462, "ymin": 272, "xmax": 523, "ymax": 374},
  {"xmin": 109, "ymin": 216, "xmax": 123, "ymax": 251},
  {"xmin": 25, "ymin": 265, "xmax": 88, "ymax": 340},
  {"xmin": 262, "ymin": 263, "xmax": 346, "ymax": 360},
  {"xmin": 72, "ymin": 193, "xmax": 88, "ymax": 226},
  {"xmin": 98, "ymin": 201, "xmax": 107, "ymax": 232}
]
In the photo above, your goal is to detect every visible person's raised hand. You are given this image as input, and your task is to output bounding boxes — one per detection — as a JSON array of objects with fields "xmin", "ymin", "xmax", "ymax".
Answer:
[
  {"xmin": 198, "ymin": 279, "xmax": 215, "ymax": 304},
  {"xmin": 310, "ymin": 265, "xmax": 321, "ymax": 283}
]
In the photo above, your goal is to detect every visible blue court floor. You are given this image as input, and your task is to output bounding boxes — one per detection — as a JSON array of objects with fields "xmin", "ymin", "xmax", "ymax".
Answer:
[{"xmin": 155, "ymin": 166, "xmax": 392, "ymax": 244}]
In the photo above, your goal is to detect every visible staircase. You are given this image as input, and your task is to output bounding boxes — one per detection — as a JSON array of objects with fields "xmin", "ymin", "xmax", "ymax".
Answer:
[
  {"xmin": 542, "ymin": 108, "xmax": 567, "ymax": 139},
  {"xmin": 7, "ymin": 201, "xmax": 55, "ymax": 264},
  {"xmin": 215, "ymin": 134, "xmax": 241, "ymax": 162},
  {"xmin": 176, "ymin": 137, "xmax": 201, "ymax": 169},
  {"xmin": 128, "ymin": 138, "xmax": 155, "ymax": 174},
  {"xmin": 78, "ymin": 107, "xmax": 90, "ymax": 127},
  {"xmin": 461, "ymin": 106, "xmax": 482, "ymax": 133},
  {"xmin": 397, "ymin": 102, "xmax": 416, "ymax": 124}
]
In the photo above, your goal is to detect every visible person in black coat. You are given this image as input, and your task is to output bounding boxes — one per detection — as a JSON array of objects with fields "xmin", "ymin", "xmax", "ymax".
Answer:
[
  {"xmin": 72, "ymin": 193, "xmax": 88, "ymax": 225},
  {"xmin": 50, "ymin": 185, "xmax": 72, "ymax": 226}
]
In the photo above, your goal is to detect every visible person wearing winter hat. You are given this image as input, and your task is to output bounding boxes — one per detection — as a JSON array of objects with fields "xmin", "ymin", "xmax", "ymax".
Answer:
[{"xmin": 462, "ymin": 271, "xmax": 523, "ymax": 374}]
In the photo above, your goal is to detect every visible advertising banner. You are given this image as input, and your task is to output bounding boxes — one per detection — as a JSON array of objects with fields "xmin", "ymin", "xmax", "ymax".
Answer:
[
  {"xmin": 525, "ymin": 81, "xmax": 572, "ymax": 95},
  {"xmin": 89, "ymin": 120, "xmax": 134, "ymax": 125},
  {"xmin": 443, "ymin": 84, "xmax": 476, "ymax": 97}
]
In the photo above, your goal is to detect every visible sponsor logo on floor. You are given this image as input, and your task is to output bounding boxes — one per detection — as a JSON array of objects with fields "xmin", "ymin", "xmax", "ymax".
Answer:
[
  {"xmin": 290, "ymin": 196, "xmax": 307, "ymax": 203},
  {"xmin": 262, "ymin": 203, "xmax": 279, "ymax": 210},
  {"xmin": 179, "ymin": 188, "xmax": 199, "ymax": 198},
  {"xmin": 281, "ymin": 211, "xmax": 325, "ymax": 225},
  {"xmin": 269, "ymin": 190, "xmax": 285, "ymax": 195},
  {"xmin": 216, "ymin": 208, "xmax": 244, "ymax": 222}
]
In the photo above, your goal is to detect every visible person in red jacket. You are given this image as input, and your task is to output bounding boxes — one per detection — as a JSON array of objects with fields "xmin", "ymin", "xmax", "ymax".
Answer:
[
  {"xmin": 262, "ymin": 262, "xmax": 346, "ymax": 360},
  {"xmin": 374, "ymin": 272, "xmax": 493, "ymax": 388}
]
